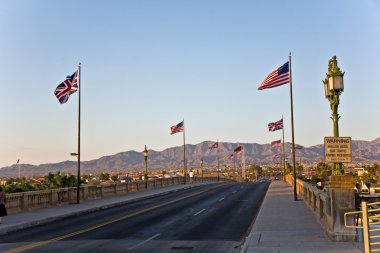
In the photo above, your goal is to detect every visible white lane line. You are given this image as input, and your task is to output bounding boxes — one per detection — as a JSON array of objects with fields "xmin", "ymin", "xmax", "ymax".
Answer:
[
  {"xmin": 219, "ymin": 197, "xmax": 225, "ymax": 202},
  {"xmin": 194, "ymin": 209, "xmax": 206, "ymax": 216},
  {"xmin": 127, "ymin": 233, "xmax": 161, "ymax": 250},
  {"xmin": 232, "ymin": 190, "xmax": 237, "ymax": 194}
]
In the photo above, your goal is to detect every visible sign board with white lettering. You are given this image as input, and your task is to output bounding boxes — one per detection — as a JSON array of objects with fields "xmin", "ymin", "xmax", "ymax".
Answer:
[{"xmin": 324, "ymin": 137, "xmax": 352, "ymax": 163}]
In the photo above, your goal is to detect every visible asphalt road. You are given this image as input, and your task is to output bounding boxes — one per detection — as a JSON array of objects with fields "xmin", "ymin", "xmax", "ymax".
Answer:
[{"xmin": 0, "ymin": 181, "xmax": 270, "ymax": 253}]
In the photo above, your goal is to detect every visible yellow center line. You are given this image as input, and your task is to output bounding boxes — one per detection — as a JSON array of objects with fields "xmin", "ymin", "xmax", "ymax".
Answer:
[{"xmin": 6, "ymin": 184, "xmax": 224, "ymax": 253}]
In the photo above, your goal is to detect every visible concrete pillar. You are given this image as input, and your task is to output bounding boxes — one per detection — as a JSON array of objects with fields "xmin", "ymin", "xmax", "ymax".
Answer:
[{"xmin": 326, "ymin": 175, "xmax": 357, "ymax": 241}]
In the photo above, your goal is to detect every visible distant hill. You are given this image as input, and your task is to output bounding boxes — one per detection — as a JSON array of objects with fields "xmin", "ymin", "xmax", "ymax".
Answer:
[{"xmin": 1, "ymin": 138, "xmax": 380, "ymax": 178}]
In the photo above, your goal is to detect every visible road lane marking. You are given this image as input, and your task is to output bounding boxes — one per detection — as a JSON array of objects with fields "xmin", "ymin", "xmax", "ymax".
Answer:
[
  {"xmin": 232, "ymin": 190, "xmax": 237, "ymax": 194},
  {"xmin": 5, "ymin": 184, "xmax": 224, "ymax": 253},
  {"xmin": 193, "ymin": 209, "xmax": 206, "ymax": 216},
  {"xmin": 218, "ymin": 197, "xmax": 225, "ymax": 202},
  {"xmin": 127, "ymin": 233, "xmax": 161, "ymax": 250}
]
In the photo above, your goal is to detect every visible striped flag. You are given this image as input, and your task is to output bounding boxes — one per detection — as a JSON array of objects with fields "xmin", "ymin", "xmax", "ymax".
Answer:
[
  {"xmin": 209, "ymin": 142, "xmax": 218, "ymax": 150},
  {"xmin": 234, "ymin": 145, "xmax": 243, "ymax": 154},
  {"xmin": 271, "ymin": 140, "xmax": 281, "ymax": 148},
  {"xmin": 170, "ymin": 121, "xmax": 184, "ymax": 135},
  {"xmin": 268, "ymin": 119, "xmax": 283, "ymax": 132},
  {"xmin": 227, "ymin": 154, "xmax": 234, "ymax": 159},
  {"xmin": 258, "ymin": 62, "xmax": 290, "ymax": 90}
]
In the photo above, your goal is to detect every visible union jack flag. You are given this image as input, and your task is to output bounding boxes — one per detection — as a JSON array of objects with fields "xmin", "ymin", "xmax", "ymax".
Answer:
[
  {"xmin": 170, "ymin": 121, "xmax": 184, "ymax": 135},
  {"xmin": 258, "ymin": 61, "xmax": 290, "ymax": 90},
  {"xmin": 234, "ymin": 145, "xmax": 243, "ymax": 154},
  {"xmin": 268, "ymin": 119, "xmax": 283, "ymax": 132},
  {"xmin": 209, "ymin": 142, "xmax": 218, "ymax": 150},
  {"xmin": 54, "ymin": 70, "xmax": 79, "ymax": 104}
]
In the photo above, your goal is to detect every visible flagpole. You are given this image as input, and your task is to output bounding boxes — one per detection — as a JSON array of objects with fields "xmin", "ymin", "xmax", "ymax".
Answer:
[
  {"xmin": 183, "ymin": 119, "xmax": 186, "ymax": 184},
  {"xmin": 233, "ymin": 154, "xmax": 236, "ymax": 179},
  {"xmin": 243, "ymin": 146, "xmax": 246, "ymax": 182},
  {"xmin": 217, "ymin": 140, "xmax": 220, "ymax": 182},
  {"xmin": 282, "ymin": 115, "xmax": 286, "ymax": 182},
  {"xmin": 76, "ymin": 63, "xmax": 81, "ymax": 204},
  {"xmin": 18, "ymin": 159, "xmax": 21, "ymax": 179},
  {"xmin": 289, "ymin": 53, "xmax": 297, "ymax": 201}
]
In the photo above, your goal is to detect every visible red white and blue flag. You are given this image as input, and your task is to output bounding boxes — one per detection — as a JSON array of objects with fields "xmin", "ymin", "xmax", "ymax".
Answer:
[
  {"xmin": 268, "ymin": 119, "xmax": 283, "ymax": 132},
  {"xmin": 234, "ymin": 145, "xmax": 243, "ymax": 154},
  {"xmin": 54, "ymin": 70, "xmax": 79, "ymax": 104},
  {"xmin": 271, "ymin": 140, "xmax": 281, "ymax": 148},
  {"xmin": 227, "ymin": 154, "xmax": 234, "ymax": 159},
  {"xmin": 209, "ymin": 142, "xmax": 218, "ymax": 150},
  {"xmin": 258, "ymin": 62, "xmax": 290, "ymax": 90},
  {"xmin": 170, "ymin": 121, "xmax": 184, "ymax": 135}
]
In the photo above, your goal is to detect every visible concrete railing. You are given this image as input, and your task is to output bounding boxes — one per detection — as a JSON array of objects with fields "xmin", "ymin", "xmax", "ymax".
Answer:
[
  {"xmin": 4, "ymin": 176, "xmax": 229, "ymax": 215},
  {"xmin": 286, "ymin": 175, "xmax": 329, "ymax": 227},
  {"xmin": 286, "ymin": 175, "xmax": 356, "ymax": 241}
]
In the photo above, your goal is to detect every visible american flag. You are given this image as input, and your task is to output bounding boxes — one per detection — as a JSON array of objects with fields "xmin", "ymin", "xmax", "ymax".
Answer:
[
  {"xmin": 271, "ymin": 140, "xmax": 281, "ymax": 148},
  {"xmin": 54, "ymin": 70, "xmax": 79, "ymax": 104},
  {"xmin": 209, "ymin": 142, "xmax": 218, "ymax": 150},
  {"xmin": 258, "ymin": 62, "xmax": 289, "ymax": 90},
  {"xmin": 170, "ymin": 121, "xmax": 184, "ymax": 135},
  {"xmin": 234, "ymin": 145, "xmax": 243, "ymax": 154},
  {"xmin": 268, "ymin": 119, "xmax": 283, "ymax": 132},
  {"xmin": 227, "ymin": 154, "xmax": 234, "ymax": 159}
]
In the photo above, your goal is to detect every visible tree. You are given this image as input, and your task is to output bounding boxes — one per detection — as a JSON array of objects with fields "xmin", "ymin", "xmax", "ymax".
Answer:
[
  {"xmin": 248, "ymin": 165, "xmax": 262, "ymax": 181},
  {"xmin": 315, "ymin": 162, "xmax": 331, "ymax": 181},
  {"xmin": 99, "ymin": 173, "xmax": 110, "ymax": 181}
]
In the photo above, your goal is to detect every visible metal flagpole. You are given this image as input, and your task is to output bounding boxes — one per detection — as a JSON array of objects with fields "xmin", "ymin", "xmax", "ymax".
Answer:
[
  {"xmin": 282, "ymin": 115, "xmax": 286, "ymax": 182},
  {"xmin": 183, "ymin": 119, "xmax": 186, "ymax": 184},
  {"xmin": 18, "ymin": 159, "xmax": 21, "ymax": 179},
  {"xmin": 76, "ymin": 63, "xmax": 81, "ymax": 204},
  {"xmin": 233, "ymin": 154, "xmax": 236, "ymax": 177},
  {"xmin": 243, "ymin": 146, "xmax": 246, "ymax": 182},
  {"xmin": 217, "ymin": 140, "xmax": 220, "ymax": 181},
  {"xmin": 289, "ymin": 53, "xmax": 297, "ymax": 201}
]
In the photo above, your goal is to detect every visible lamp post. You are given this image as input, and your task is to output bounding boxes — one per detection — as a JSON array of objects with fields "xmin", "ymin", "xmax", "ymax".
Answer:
[
  {"xmin": 323, "ymin": 56, "xmax": 345, "ymax": 175},
  {"xmin": 143, "ymin": 145, "xmax": 148, "ymax": 189}
]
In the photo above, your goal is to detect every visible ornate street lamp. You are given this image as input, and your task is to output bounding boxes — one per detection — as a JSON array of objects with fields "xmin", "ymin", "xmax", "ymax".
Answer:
[
  {"xmin": 143, "ymin": 145, "xmax": 148, "ymax": 189},
  {"xmin": 323, "ymin": 56, "xmax": 345, "ymax": 175}
]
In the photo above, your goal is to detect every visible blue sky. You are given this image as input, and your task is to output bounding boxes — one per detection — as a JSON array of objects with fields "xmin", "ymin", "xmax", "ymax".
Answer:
[{"xmin": 0, "ymin": 0, "xmax": 379, "ymax": 167}]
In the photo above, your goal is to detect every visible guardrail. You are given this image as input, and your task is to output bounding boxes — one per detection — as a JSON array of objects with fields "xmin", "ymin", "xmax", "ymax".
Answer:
[
  {"xmin": 345, "ymin": 201, "xmax": 380, "ymax": 253},
  {"xmin": 4, "ymin": 176, "xmax": 230, "ymax": 215}
]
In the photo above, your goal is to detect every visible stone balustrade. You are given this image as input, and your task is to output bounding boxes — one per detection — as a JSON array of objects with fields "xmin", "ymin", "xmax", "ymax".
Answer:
[
  {"xmin": 3, "ymin": 176, "xmax": 228, "ymax": 215},
  {"xmin": 286, "ymin": 175, "xmax": 356, "ymax": 241}
]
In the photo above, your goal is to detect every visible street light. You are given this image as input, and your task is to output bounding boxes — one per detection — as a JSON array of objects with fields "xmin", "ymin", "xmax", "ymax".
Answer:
[
  {"xmin": 143, "ymin": 145, "xmax": 148, "ymax": 189},
  {"xmin": 323, "ymin": 55, "xmax": 345, "ymax": 175}
]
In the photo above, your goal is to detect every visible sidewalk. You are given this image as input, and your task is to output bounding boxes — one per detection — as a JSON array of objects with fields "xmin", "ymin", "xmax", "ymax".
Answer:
[
  {"xmin": 0, "ymin": 183, "xmax": 206, "ymax": 235},
  {"xmin": 242, "ymin": 180, "xmax": 363, "ymax": 253}
]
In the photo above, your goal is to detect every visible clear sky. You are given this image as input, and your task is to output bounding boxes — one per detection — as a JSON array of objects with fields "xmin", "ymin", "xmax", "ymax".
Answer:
[{"xmin": 0, "ymin": 0, "xmax": 379, "ymax": 168}]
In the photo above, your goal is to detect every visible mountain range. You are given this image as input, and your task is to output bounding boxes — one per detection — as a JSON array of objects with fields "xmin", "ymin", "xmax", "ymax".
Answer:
[{"xmin": 1, "ymin": 138, "xmax": 380, "ymax": 178}]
